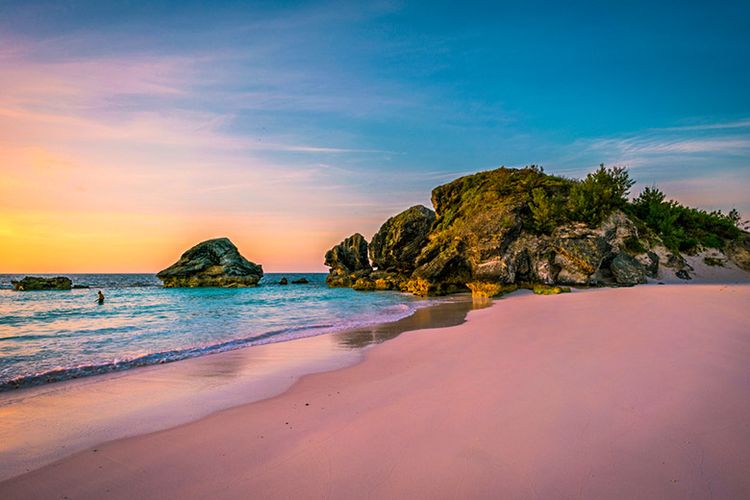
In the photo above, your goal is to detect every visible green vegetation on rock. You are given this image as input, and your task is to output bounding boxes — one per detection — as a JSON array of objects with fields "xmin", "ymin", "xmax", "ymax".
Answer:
[
  {"xmin": 629, "ymin": 186, "xmax": 740, "ymax": 253},
  {"xmin": 324, "ymin": 165, "xmax": 748, "ymax": 296},
  {"xmin": 567, "ymin": 165, "xmax": 635, "ymax": 226},
  {"xmin": 531, "ymin": 284, "xmax": 571, "ymax": 295},
  {"xmin": 467, "ymin": 282, "xmax": 518, "ymax": 298},
  {"xmin": 703, "ymin": 256, "xmax": 726, "ymax": 267}
]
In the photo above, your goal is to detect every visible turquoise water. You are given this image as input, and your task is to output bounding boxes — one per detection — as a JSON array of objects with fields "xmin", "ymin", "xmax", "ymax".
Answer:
[{"xmin": 0, "ymin": 273, "xmax": 434, "ymax": 390}]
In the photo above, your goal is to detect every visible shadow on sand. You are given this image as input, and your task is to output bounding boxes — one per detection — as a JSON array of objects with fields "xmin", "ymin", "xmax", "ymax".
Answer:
[{"xmin": 334, "ymin": 295, "xmax": 493, "ymax": 349}]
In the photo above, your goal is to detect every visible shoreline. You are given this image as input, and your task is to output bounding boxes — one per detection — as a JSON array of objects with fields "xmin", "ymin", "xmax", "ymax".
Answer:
[
  {"xmin": 0, "ymin": 296, "xmax": 477, "ymax": 481},
  {"xmin": 1, "ymin": 283, "xmax": 749, "ymax": 498},
  {"xmin": 0, "ymin": 277, "xmax": 437, "ymax": 393}
]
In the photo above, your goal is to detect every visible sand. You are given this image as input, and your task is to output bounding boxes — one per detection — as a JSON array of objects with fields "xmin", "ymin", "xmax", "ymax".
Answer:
[
  {"xmin": 0, "ymin": 299, "xmax": 474, "ymax": 481},
  {"xmin": 2, "ymin": 283, "xmax": 750, "ymax": 499}
]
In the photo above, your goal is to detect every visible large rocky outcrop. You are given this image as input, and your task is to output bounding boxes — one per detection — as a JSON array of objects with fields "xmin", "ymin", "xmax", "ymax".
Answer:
[
  {"xmin": 11, "ymin": 276, "xmax": 72, "ymax": 291},
  {"xmin": 324, "ymin": 167, "xmax": 664, "ymax": 296},
  {"xmin": 406, "ymin": 210, "xmax": 654, "ymax": 294},
  {"xmin": 369, "ymin": 205, "xmax": 436, "ymax": 274},
  {"xmin": 157, "ymin": 237, "xmax": 263, "ymax": 288},
  {"xmin": 324, "ymin": 166, "xmax": 750, "ymax": 295},
  {"xmin": 324, "ymin": 233, "xmax": 372, "ymax": 287},
  {"xmin": 408, "ymin": 169, "xmax": 656, "ymax": 293}
]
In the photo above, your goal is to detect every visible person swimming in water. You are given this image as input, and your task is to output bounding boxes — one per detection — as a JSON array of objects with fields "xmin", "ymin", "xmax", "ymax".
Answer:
[{"xmin": 97, "ymin": 290, "xmax": 105, "ymax": 305}]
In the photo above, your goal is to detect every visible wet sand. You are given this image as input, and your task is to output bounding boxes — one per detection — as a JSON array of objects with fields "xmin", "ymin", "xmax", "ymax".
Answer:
[
  {"xmin": 2, "ymin": 284, "xmax": 749, "ymax": 499},
  {"xmin": 0, "ymin": 298, "xmax": 478, "ymax": 481}
]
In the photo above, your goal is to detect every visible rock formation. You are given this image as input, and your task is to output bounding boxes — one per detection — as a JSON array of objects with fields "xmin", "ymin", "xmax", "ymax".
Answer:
[
  {"xmin": 324, "ymin": 166, "xmax": 748, "ymax": 296},
  {"xmin": 157, "ymin": 237, "xmax": 263, "ymax": 288},
  {"xmin": 292, "ymin": 277, "xmax": 309, "ymax": 284},
  {"xmin": 11, "ymin": 276, "xmax": 72, "ymax": 291},
  {"xmin": 324, "ymin": 233, "xmax": 372, "ymax": 287},
  {"xmin": 726, "ymin": 233, "xmax": 750, "ymax": 272},
  {"xmin": 400, "ymin": 169, "xmax": 657, "ymax": 294},
  {"xmin": 279, "ymin": 277, "xmax": 288, "ymax": 285},
  {"xmin": 369, "ymin": 205, "xmax": 436, "ymax": 273}
]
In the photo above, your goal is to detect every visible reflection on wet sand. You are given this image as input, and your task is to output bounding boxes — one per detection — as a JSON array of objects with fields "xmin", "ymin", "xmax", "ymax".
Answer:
[
  {"xmin": 335, "ymin": 295, "xmax": 489, "ymax": 348},
  {"xmin": 0, "ymin": 295, "xmax": 489, "ymax": 480}
]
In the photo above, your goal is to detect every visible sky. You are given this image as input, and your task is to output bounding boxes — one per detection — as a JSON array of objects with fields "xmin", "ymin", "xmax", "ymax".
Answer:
[{"xmin": 1, "ymin": 0, "xmax": 749, "ymax": 272}]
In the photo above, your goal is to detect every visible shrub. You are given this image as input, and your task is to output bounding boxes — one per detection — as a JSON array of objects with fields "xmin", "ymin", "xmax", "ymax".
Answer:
[
  {"xmin": 703, "ymin": 257, "xmax": 725, "ymax": 267},
  {"xmin": 567, "ymin": 165, "xmax": 635, "ymax": 225},
  {"xmin": 630, "ymin": 186, "xmax": 741, "ymax": 253},
  {"xmin": 528, "ymin": 187, "xmax": 566, "ymax": 233}
]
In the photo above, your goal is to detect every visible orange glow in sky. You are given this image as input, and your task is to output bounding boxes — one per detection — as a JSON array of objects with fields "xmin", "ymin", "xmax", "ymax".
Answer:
[
  {"xmin": 0, "ymin": 50, "xmax": 399, "ymax": 273},
  {"xmin": 3, "ymin": 10, "xmax": 748, "ymax": 273},
  {"xmin": 0, "ymin": 101, "xmax": 389, "ymax": 273}
]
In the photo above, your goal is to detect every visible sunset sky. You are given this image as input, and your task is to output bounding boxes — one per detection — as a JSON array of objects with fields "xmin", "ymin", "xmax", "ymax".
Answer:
[{"xmin": 1, "ymin": 1, "xmax": 749, "ymax": 272}]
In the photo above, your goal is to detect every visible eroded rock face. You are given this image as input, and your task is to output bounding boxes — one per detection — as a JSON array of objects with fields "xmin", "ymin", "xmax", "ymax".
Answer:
[
  {"xmin": 156, "ymin": 237, "xmax": 263, "ymax": 288},
  {"xmin": 323, "ymin": 167, "xmax": 659, "ymax": 296},
  {"xmin": 726, "ymin": 233, "xmax": 750, "ymax": 272},
  {"xmin": 11, "ymin": 276, "xmax": 72, "ymax": 291},
  {"xmin": 369, "ymin": 205, "xmax": 435, "ymax": 274},
  {"xmin": 412, "ymin": 203, "xmax": 651, "ymax": 292},
  {"xmin": 324, "ymin": 233, "xmax": 372, "ymax": 287},
  {"xmin": 411, "ymin": 238, "xmax": 472, "ymax": 295},
  {"xmin": 610, "ymin": 253, "xmax": 648, "ymax": 285},
  {"xmin": 553, "ymin": 227, "xmax": 611, "ymax": 285}
]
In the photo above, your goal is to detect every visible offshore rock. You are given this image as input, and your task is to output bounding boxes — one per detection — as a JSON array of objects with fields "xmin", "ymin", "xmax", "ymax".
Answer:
[
  {"xmin": 11, "ymin": 276, "xmax": 72, "ymax": 291},
  {"xmin": 291, "ymin": 277, "xmax": 309, "ymax": 284},
  {"xmin": 324, "ymin": 233, "xmax": 372, "ymax": 287},
  {"xmin": 156, "ymin": 237, "xmax": 263, "ymax": 288},
  {"xmin": 369, "ymin": 205, "xmax": 436, "ymax": 274}
]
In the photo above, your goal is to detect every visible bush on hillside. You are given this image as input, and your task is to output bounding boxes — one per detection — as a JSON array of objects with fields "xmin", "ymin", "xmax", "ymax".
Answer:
[
  {"xmin": 528, "ymin": 187, "xmax": 567, "ymax": 233},
  {"xmin": 567, "ymin": 165, "xmax": 635, "ymax": 225},
  {"xmin": 630, "ymin": 186, "xmax": 741, "ymax": 253}
]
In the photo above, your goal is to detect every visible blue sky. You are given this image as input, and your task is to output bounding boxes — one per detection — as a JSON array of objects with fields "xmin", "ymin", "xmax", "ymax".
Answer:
[{"xmin": 1, "ymin": 0, "xmax": 749, "ymax": 271}]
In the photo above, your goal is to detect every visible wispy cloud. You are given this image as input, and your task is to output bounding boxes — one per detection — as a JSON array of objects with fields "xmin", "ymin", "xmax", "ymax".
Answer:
[
  {"xmin": 569, "ymin": 116, "xmax": 750, "ymax": 168},
  {"xmin": 584, "ymin": 136, "xmax": 750, "ymax": 157},
  {"xmin": 656, "ymin": 118, "xmax": 750, "ymax": 132},
  {"xmin": 549, "ymin": 118, "xmax": 750, "ymax": 214},
  {"xmin": 279, "ymin": 145, "xmax": 397, "ymax": 154}
]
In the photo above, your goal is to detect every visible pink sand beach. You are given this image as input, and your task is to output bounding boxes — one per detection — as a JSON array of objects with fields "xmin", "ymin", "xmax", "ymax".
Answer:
[{"xmin": 2, "ymin": 282, "xmax": 749, "ymax": 499}]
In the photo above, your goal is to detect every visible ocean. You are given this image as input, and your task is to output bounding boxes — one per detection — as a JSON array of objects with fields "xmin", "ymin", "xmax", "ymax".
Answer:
[{"xmin": 0, "ymin": 273, "xmax": 435, "ymax": 390}]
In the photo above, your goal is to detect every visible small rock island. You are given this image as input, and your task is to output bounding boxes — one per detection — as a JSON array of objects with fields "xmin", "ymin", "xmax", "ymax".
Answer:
[
  {"xmin": 11, "ymin": 276, "xmax": 73, "ymax": 291},
  {"xmin": 157, "ymin": 237, "xmax": 263, "ymax": 288}
]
